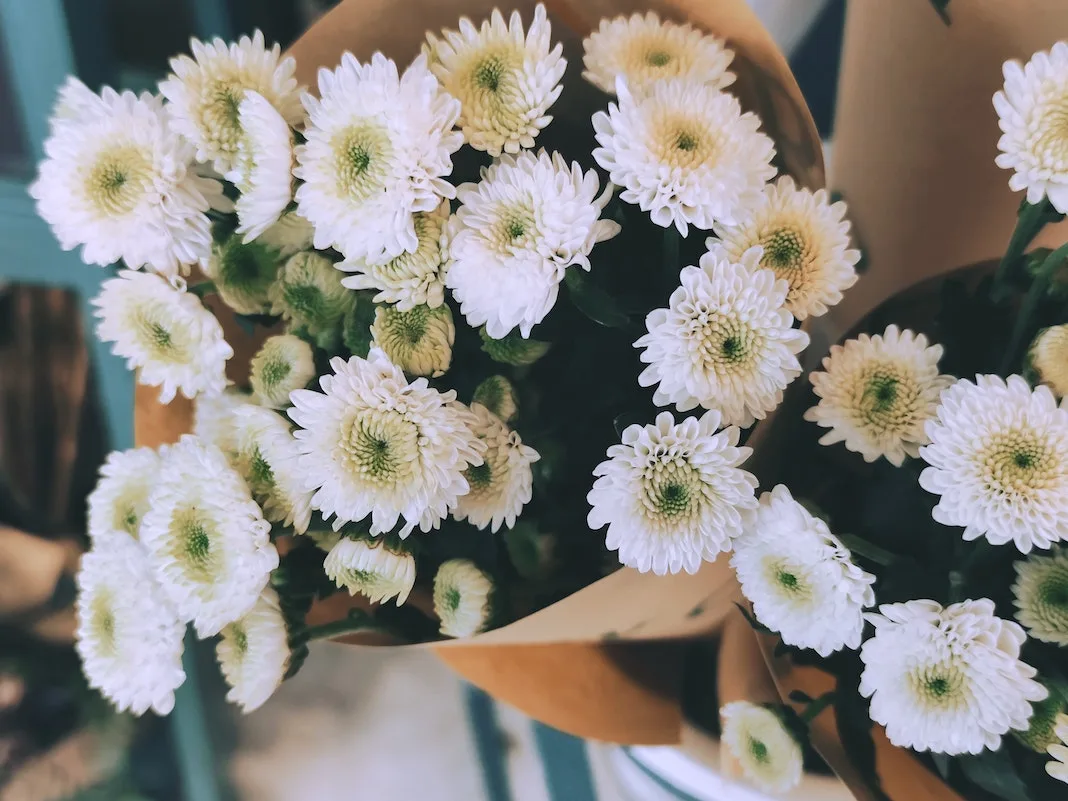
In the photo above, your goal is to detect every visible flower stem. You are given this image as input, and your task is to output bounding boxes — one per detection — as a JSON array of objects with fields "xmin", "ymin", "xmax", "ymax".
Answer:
[
  {"xmin": 991, "ymin": 199, "xmax": 1055, "ymax": 301},
  {"xmin": 800, "ymin": 691, "xmax": 836, "ymax": 724},
  {"xmin": 836, "ymin": 532, "xmax": 898, "ymax": 567},
  {"xmin": 189, "ymin": 280, "xmax": 216, "ymax": 299},
  {"xmin": 999, "ymin": 241, "xmax": 1068, "ymax": 374}
]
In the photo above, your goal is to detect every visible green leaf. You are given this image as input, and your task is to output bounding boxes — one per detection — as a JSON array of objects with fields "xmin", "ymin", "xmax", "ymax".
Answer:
[
  {"xmin": 342, "ymin": 295, "xmax": 378, "ymax": 357},
  {"xmin": 564, "ymin": 269, "xmax": 630, "ymax": 328},
  {"xmin": 958, "ymin": 750, "xmax": 1032, "ymax": 801},
  {"xmin": 503, "ymin": 521, "xmax": 549, "ymax": 580},
  {"xmin": 189, "ymin": 280, "xmax": 216, "ymax": 298}
]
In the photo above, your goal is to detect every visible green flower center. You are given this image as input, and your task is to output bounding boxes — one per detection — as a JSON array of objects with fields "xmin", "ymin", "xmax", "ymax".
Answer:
[
  {"xmin": 656, "ymin": 481, "xmax": 690, "ymax": 517},
  {"xmin": 260, "ymin": 356, "xmax": 292, "ymax": 389},
  {"xmin": 764, "ymin": 557, "xmax": 811, "ymax": 601},
  {"xmin": 334, "ymin": 123, "xmax": 390, "ymax": 200},
  {"xmin": 90, "ymin": 592, "xmax": 117, "ymax": 656},
  {"xmin": 909, "ymin": 664, "xmax": 966, "ymax": 708},
  {"xmin": 122, "ymin": 506, "xmax": 139, "ymax": 535},
  {"xmin": 982, "ymin": 428, "xmax": 1056, "ymax": 494},
  {"xmin": 748, "ymin": 737, "xmax": 769, "ymax": 765},
  {"xmin": 865, "ymin": 374, "xmax": 899, "ymax": 413},
  {"xmin": 646, "ymin": 49, "xmax": 672, "ymax": 67},
  {"xmin": 340, "ymin": 411, "xmax": 417, "ymax": 486},
  {"xmin": 283, "ymin": 284, "xmax": 326, "ymax": 321},
  {"xmin": 674, "ymin": 130, "xmax": 699, "ymax": 152},
  {"xmin": 760, "ymin": 227, "xmax": 807, "ymax": 271},
  {"xmin": 250, "ymin": 448, "xmax": 275, "ymax": 487},
  {"xmin": 170, "ymin": 508, "xmax": 217, "ymax": 583},
  {"xmin": 443, "ymin": 586, "xmax": 462, "ymax": 613},
  {"xmin": 87, "ymin": 145, "xmax": 152, "ymax": 216},
  {"xmin": 776, "ymin": 569, "xmax": 799, "ymax": 590},
  {"xmin": 230, "ymin": 623, "xmax": 249, "ymax": 656},
  {"xmin": 132, "ymin": 311, "xmax": 189, "ymax": 363},
  {"xmin": 218, "ymin": 240, "xmax": 278, "ymax": 292},
  {"xmin": 474, "ymin": 57, "xmax": 506, "ymax": 92},
  {"xmin": 720, "ymin": 336, "xmax": 744, "ymax": 362},
  {"xmin": 466, "ymin": 462, "xmax": 493, "ymax": 490},
  {"xmin": 1040, "ymin": 575, "xmax": 1068, "ymax": 609}
]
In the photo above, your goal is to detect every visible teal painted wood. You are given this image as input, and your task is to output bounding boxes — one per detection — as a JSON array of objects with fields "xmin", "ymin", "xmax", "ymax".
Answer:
[
  {"xmin": 0, "ymin": 0, "xmax": 73, "ymax": 161},
  {"xmin": 0, "ymin": 3, "xmax": 224, "ymax": 800},
  {"xmin": 191, "ymin": 0, "xmax": 234, "ymax": 41}
]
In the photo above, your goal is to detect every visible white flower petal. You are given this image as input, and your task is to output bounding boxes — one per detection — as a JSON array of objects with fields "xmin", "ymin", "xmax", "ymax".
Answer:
[
  {"xmin": 216, "ymin": 587, "xmax": 290, "ymax": 712},
  {"xmin": 720, "ymin": 702, "xmax": 803, "ymax": 794},
  {"xmin": 434, "ymin": 559, "xmax": 493, "ymax": 637}
]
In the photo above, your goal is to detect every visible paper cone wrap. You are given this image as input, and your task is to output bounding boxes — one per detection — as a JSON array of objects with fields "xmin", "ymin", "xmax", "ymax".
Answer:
[
  {"xmin": 135, "ymin": 0, "xmax": 822, "ymax": 744},
  {"xmin": 826, "ymin": 0, "xmax": 1068, "ymax": 340}
]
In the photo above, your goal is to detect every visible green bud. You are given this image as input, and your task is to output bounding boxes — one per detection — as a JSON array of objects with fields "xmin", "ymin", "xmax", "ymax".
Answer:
[{"xmin": 480, "ymin": 327, "xmax": 551, "ymax": 366}]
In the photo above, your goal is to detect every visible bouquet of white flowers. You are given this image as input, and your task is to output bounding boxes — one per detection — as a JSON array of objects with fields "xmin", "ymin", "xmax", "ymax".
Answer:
[
  {"xmin": 30, "ymin": 0, "xmax": 836, "ymax": 739},
  {"xmin": 714, "ymin": 41, "xmax": 1068, "ymax": 801}
]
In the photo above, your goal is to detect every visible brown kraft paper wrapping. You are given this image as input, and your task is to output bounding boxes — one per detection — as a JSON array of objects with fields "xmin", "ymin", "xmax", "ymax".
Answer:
[
  {"xmin": 135, "ymin": 0, "xmax": 822, "ymax": 743},
  {"xmin": 826, "ymin": 0, "xmax": 1068, "ymax": 341}
]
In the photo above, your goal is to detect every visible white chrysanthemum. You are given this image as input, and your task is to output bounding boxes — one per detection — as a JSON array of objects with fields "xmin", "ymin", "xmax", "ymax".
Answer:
[
  {"xmin": 323, "ymin": 537, "xmax": 415, "ymax": 605},
  {"xmin": 453, "ymin": 404, "xmax": 539, "ymax": 533},
  {"xmin": 226, "ymin": 91, "xmax": 295, "ymax": 242},
  {"xmin": 1029, "ymin": 324, "xmax": 1068, "ymax": 398},
  {"xmin": 87, "ymin": 447, "xmax": 162, "ymax": 542},
  {"xmin": 51, "ymin": 75, "xmax": 108, "ymax": 127},
  {"xmin": 635, "ymin": 247, "xmax": 808, "ymax": 427},
  {"xmin": 30, "ymin": 83, "xmax": 225, "ymax": 279},
  {"xmin": 710, "ymin": 177, "xmax": 860, "ymax": 319},
  {"xmin": 288, "ymin": 349, "xmax": 485, "ymax": 536},
  {"xmin": 1014, "ymin": 685, "xmax": 1066, "ymax": 752},
  {"xmin": 720, "ymin": 702, "xmax": 803, "ymax": 795},
  {"xmin": 256, "ymin": 210, "xmax": 314, "ymax": 257},
  {"xmin": 860, "ymin": 598, "xmax": 1047, "ymax": 754},
  {"xmin": 268, "ymin": 251, "xmax": 357, "ymax": 338},
  {"xmin": 93, "ymin": 270, "xmax": 233, "ymax": 403},
  {"xmin": 141, "ymin": 435, "xmax": 278, "ymax": 636},
  {"xmin": 1049, "ymin": 714, "xmax": 1068, "ymax": 784},
  {"xmin": 216, "ymin": 587, "xmax": 290, "ymax": 712},
  {"xmin": 295, "ymin": 53, "xmax": 462, "ymax": 263},
  {"xmin": 582, "ymin": 12, "xmax": 734, "ymax": 96},
  {"xmin": 159, "ymin": 30, "xmax": 303, "ymax": 173},
  {"xmin": 919, "ymin": 375, "xmax": 1068, "ymax": 552},
  {"xmin": 994, "ymin": 42, "xmax": 1068, "ymax": 212},
  {"xmin": 1013, "ymin": 546, "xmax": 1068, "ymax": 645},
  {"xmin": 593, "ymin": 77, "xmax": 775, "ymax": 234},
  {"xmin": 371, "ymin": 304, "xmax": 455, "ymax": 378},
  {"xmin": 231, "ymin": 404, "xmax": 313, "ymax": 534},
  {"xmin": 249, "ymin": 334, "xmax": 316, "ymax": 409},
  {"xmin": 425, "ymin": 4, "xmax": 565, "ymax": 156},
  {"xmin": 804, "ymin": 325, "xmax": 954, "ymax": 466},
  {"xmin": 731, "ymin": 485, "xmax": 875, "ymax": 656},
  {"xmin": 434, "ymin": 559, "xmax": 493, "ymax": 638},
  {"xmin": 472, "ymin": 375, "xmax": 519, "ymax": 423},
  {"xmin": 204, "ymin": 236, "xmax": 281, "ymax": 315},
  {"xmin": 193, "ymin": 387, "xmax": 250, "ymax": 454},
  {"xmin": 587, "ymin": 410, "xmax": 757, "ymax": 575},
  {"xmin": 446, "ymin": 150, "xmax": 620, "ymax": 338},
  {"xmin": 338, "ymin": 200, "xmax": 450, "ymax": 311},
  {"xmin": 75, "ymin": 535, "xmax": 186, "ymax": 716}
]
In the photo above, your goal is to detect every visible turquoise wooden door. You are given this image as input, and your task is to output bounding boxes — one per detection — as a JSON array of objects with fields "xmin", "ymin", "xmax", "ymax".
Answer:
[{"xmin": 0, "ymin": 3, "xmax": 227, "ymax": 799}]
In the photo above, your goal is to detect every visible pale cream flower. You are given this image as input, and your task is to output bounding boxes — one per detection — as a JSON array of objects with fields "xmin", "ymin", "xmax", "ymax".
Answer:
[
  {"xmin": 593, "ymin": 77, "xmax": 775, "ymax": 234},
  {"xmin": 582, "ymin": 11, "xmax": 734, "ymax": 96},
  {"xmin": 472, "ymin": 375, "xmax": 519, "ymax": 423},
  {"xmin": 226, "ymin": 90, "xmax": 295, "ymax": 242},
  {"xmin": 994, "ymin": 42, "xmax": 1068, "ymax": 212},
  {"xmin": 588, "ymin": 410, "xmax": 757, "ymax": 575},
  {"xmin": 323, "ymin": 537, "xmax": 415, "ymax": 605},
  {"xmin": 337, "ymin": 200, "xmax": 451, "ymax": 311},
  {"xmin": 1029, "ymin": 324, "xmax": 1068, "ymax": 398},
  {"xmin": 805, "ymin": 325, "xmax": 954, "ymax": 466},
  {"xmin": 453, "ymin": 404, "xmax": 539, "ymax": 533},
  {"xmin": 1048, "ymin": 714, "xmax": 1068, "ymax": 784},
  {"xmin": 268, "ymin": 251, "xmax": 356, "ymax": 338},
  {"xmin": 860, "ymin": 599, "xmax": 1047, "ymax": 754},
  {"xmin": 87, "ymin": 447, "xmax": 162, "ymax": 542},
  {"xmin": 294, "ymin": 53, "xmax": 462, "ymax": 263},
  {"xmin": 287, "ymin": 349, "xmax": 485, "ymax": 536},
  {"xmin": 919, "ymin": 375, "xmax": 1068, "ymax": 552},
  {"xmin": 204, "ymin": 235, "xmax": 282, "ymax": 315},
  {"xmin": 434, "ymin": 559, "xmax": 493, "ymax": 638},
  {"xmin": 249, "ymin": 334, "xmax": 316, "ymax": 409},
  {"xmin": 216, "ymin": 587, "xmax": 291, "ymax": 712},
  {"xmin": 371, "ymin": 304, "xmax": 455, "ymax": 378},
  {"xmin": 1013, "ymin": 546, "xmax": 1068, "ymax": 645},
  {"xmin": 256, "ymin": 210, "xmax": 314, "ymax": 257},
  {"xmin": 635, "ymin": 246, "xmax": 808, "ymax": 427},
  {"xmin": 159, "ymin": 30, "xmax": 303, "ymax": 172},
  {"xmin": 720, "ymin": 702, "xmax": 803, "ymax": 795},
  {"xmin": 710, "ymin": 176, "xmax": 860, "ymax": 319},
  {"xmin": 93, "ymin": 270, "xmax": 232, "ymax": 403},
  {"xmin": 425, "ymin": 4, "xmax": 565, "ymax": 156}
]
